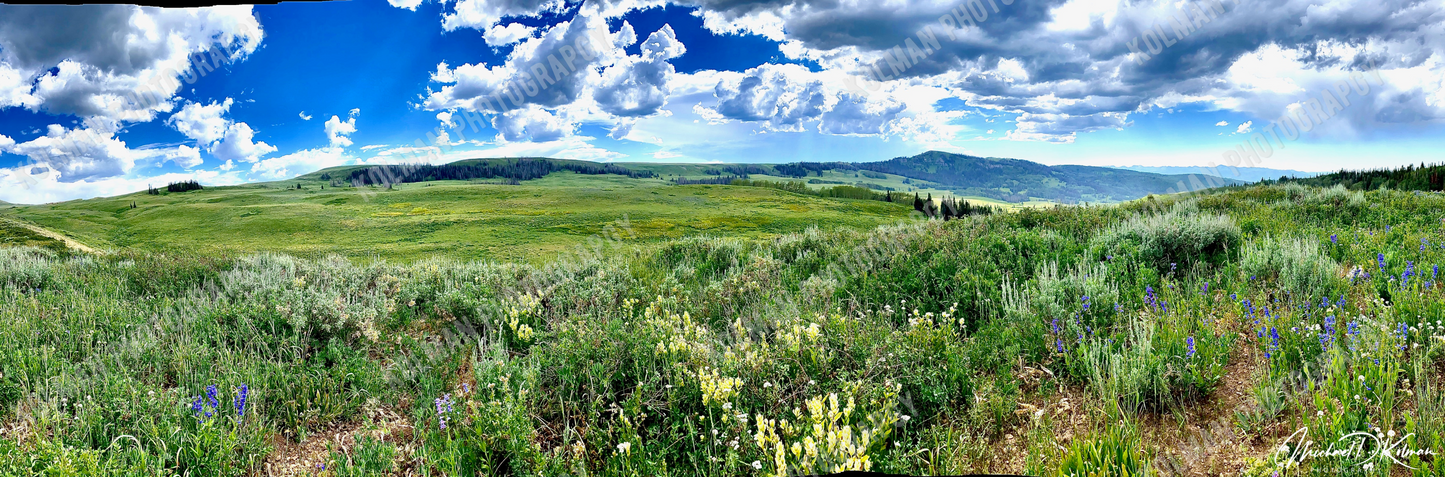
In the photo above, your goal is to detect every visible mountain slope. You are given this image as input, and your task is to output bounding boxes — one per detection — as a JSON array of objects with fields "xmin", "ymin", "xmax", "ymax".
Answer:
[
  {"xmin": 854, "ymin": 151, "xmax": 1242, "ymax": 203},
  {"xmin": 1112, "ymin": 165, "xmax": 1323, "ymax": 183}
]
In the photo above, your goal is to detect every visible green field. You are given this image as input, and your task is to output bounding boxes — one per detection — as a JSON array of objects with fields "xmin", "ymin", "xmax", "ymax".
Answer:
[
  {"xmin": 0, "ymin": 170, "xmax": 917, "ymax": 263},
  {"xmin": 3, "ymin": 162, "xmax": 1445, "ymax": 477}
]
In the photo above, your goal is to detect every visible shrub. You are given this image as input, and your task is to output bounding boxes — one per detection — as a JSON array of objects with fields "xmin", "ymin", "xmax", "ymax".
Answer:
[
  {"xmin": 1241, "ymin": 236, "xmax": 1340, "ymax": 299},
  {"xmin": 1089, "ymin": 203, "xmax": 1241, "ymax": 274}
]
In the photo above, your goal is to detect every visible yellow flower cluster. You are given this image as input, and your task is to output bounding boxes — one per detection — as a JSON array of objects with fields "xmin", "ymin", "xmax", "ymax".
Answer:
[
  {"xmin": 505, "ymin": 291, "xmax": 542, "ymax": 344},
  {"xmin": 751, "ymin": 384, "xmax": 900, "ymax": 476},
  {"xmin": 698, "ymin": 366, "xmax": 741, "ymax": 407}
]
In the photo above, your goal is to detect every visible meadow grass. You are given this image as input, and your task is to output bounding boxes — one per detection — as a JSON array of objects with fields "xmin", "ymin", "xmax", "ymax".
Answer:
[{"xmin": 0, "ymin": 184, "xmax": 1443, "ymax": 476}]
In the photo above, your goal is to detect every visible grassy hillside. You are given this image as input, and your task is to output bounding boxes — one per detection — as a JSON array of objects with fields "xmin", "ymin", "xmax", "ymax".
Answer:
[
  {"xmin": 0, "ymin": 170, "xmax": 916, "ymax": 263},
  {"xmin": 2, "ymin": 184, "xmax": 1442, "ymax": 476},
  {"xmin": 857, "ymin": 151, "xmax": 1243, "ymax": 203}
]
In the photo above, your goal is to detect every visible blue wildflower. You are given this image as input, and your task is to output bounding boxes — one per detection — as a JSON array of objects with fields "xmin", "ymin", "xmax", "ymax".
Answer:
[
  {"xmin": 1267, "ymin": 327, "xmax": 1280, "ymax": 359},
  {"xmin": 1056, "ymin": 338, "xmax": 1065, "ymax": 353},
  {"xmin": 1331, "ymin": 234, "xmax": 1337, "ymax": 244},
  {"xmin": 1378, "ymin": 253, "xmax": 1387, "ymax": 272},
  {"xmin": 1320, "ymin": 316, "xmax": 1337, "ymax": 349},
  {"xmin": 235, "ymin": 384, "xmax": 249, "ymax": 417},
  {"xmin": 1186, "ymin": 337, "xmax": 1196, "ymax": 358}
]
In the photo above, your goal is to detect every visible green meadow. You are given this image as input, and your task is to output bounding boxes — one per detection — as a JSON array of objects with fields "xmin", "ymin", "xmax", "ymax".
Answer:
[
  {"xmin": 2, "ymin": 166, "xmax": 1444, "ymax": 477},
  {"xmin": 0, "ymin": 171, "xmax": 915, "ymax": 264}
]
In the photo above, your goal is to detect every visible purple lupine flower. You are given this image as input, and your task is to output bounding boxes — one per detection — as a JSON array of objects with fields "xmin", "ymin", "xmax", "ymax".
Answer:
[
  {"xmin": 1186, "ymin": 337, "xmax": 1196, "ymax": 358},
  {"xmin": 1052, "ymin": 317, "xmax": 1060, "ymax": 334},
  {"xmin": 235, "ymin": 384, "xmax": 249, "ymax": 417},
  {"xmin": 1330, "ymin": 234, "xmax": 1337, "ymax": 244},
  {"xmin": 1201, "ymin": 282, "xmax": 1208, "ymax": 294},
  {"xmin": 1056, "ymin": 338, "xmax": 1065, "ymax": 353},
  {"xmin": 191, "ymin": 395, "xmax": 205, "ymax": 421},
  {"xmin": 1081, "ymin": 295, "xmax": 1090, "ymax": 310},
  {"xmin": 1267, "ymin": 327, "xmax": 1280, "ymax": 358},
  {"xmin": 1319, "ymin": 316, "xmax": 1337, "ymax": 349},
  {"xmin": 1336, "ymin": 295, "xmax": 1346, "ymax": 308},
  {"xmin": 1378, "ymin": 253, "xmax": 1387, "ymax": 272}
]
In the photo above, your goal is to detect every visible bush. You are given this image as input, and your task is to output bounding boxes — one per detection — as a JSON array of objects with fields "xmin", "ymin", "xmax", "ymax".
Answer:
[
  {"xmin": 1089, "ymin": 203, "xmax": 1241, "ymax": 274},
  {"xmin": 1241, "ymin": 236, "xmax": 1340, "ymax": 299}
]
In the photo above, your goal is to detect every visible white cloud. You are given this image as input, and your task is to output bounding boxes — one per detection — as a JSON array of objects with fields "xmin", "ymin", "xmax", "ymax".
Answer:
[
  {"xmin": 0, "ymin": 133, "xmax": 13, "ymax": 152},
  {"xmin": 439, "ymin": 0, "xmax": 565, "ymax": 32},
  {"xmin": 0, "ymin": 6, "xmax": 263, "ymax": 124},
  {"xmin": 592, "ymin": 24, "xmax": 686, "ymax": 117},
  {"xmin": 1215, "ymin": 121, "xmax": 1229, "ymax": 126},
  {"xmin": 164, "ymin": 144, "xmax": 203, "ymax": 168},
  {"xmin": 211, "ymin": 122, "xmax": 276, "ymax": 163},
  {"xmin": 1235, "ymin": 121, "xmax": 1254, "ymax": 134},
  {"xmin": 484, "ymin": 23, "xmax": 536, "ymax": 46},
  {"xmin": 167, "ymin": 98, "xmax": 234, "ymax": 145},
  {"xmin": 0, "ymin": 166, "xmax": 244, "ymax": 204},
  {"xmin": 6, "ymin": 124, "xmax": 151, "ymax": 181},
  {"xmin": 325, "ymin": 114, "xmax": 358, "ymax": 148},
  {"xmin": 299, "ymin": 111, "xmax": 312, "ymax": 120},
  {"xmin": 492, "ymin": 106, "xmax": 573, "ymax": 142},
  {"xmin": 387, "ymin": 0, "xmax": 423, "ymax": 11},
  {"xmin": 249, "ymin": 146, "xmax": 353, "ymax": 180}
]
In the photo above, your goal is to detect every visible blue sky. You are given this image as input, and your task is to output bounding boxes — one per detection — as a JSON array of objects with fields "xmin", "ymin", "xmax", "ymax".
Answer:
[{"xmin": 1, "ymin": 0, "xmax": 1442, "ymax": 203}]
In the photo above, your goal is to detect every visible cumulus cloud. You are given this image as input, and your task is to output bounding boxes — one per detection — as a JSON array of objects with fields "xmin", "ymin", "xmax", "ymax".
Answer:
[
  {"xmin": 0, "ymin": 133, "xmax": 13, "ymax": 152},
  {"xmin": 484, "ymin": 23, "xmax": 536, "ymax": 46},
  {"xmin": 1235, "ymin": 121, "xmax": 1253, "ymax": 134},
  {"xmin": 250, "ymin": 147, "xmax": 352, "ymax": 180},
  {"xmin": 492, "ymin": 106, "xmax": 573, "ymax": 142},
  {"xmin": 437, "ymin": 0, "xmax": 565, "ymax": 32},
  {"xmin": 5, "ymin": 123, "xmax": 149, "ymax": 181},
  {"xmin": 593, "ymin": 24, "xmax": 686, "ymax": 117},
  {"xmin": 167, "ymin": 99, "xmax": 234, "ymax": 145},
  {"xmin": 164, "ymin": 144, "xmax": 203, "ymax": 168},
  {"xmin": 325, "ymin": 110, "xmax": 359, "ymax": 148},
  {"xmin": 0, "ymin": 5, "xmax": 262, "ymax": 124},
  {"xmin": 299, "ymin": 111, "xmax": 312, "ymax": 120},
  {"xmin": 387, "ymin": 0, "xmax": 423, "ymax": 11},
  {"xmin": 0, "ymin": 166, "xmax": 243, "ymax": 204},
  {"xmin": 211, "ymin": 122, "xmax": 277, "ymax": 163},
  {"xmin": 1215, "ymin": 121, "xmax": 1229, "ymax": 126}
]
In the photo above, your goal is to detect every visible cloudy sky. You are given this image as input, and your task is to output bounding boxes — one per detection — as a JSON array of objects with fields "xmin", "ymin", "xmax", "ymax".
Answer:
[{"xmin": 0, "ymin": 0, "xmax": 1442, "ymax": 203}]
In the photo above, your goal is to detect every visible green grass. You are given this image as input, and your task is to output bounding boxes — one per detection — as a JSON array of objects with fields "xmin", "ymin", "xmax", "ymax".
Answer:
[
  {"xmin": 0, "ymin": 171, "xmax": 915, "ymax": 263},
  {"xmin": 2, "ymin": 184, "xmax": 1444, "ymax": 476}
]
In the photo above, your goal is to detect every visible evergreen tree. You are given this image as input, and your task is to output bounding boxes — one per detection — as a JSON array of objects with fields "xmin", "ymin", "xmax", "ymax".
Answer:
[{"xmin": 913, "ymin": 193, "xmax": 924, "ymax": 212}]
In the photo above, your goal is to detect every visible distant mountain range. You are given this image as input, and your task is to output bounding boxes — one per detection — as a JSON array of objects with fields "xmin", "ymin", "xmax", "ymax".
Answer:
[
  {"xmin": 854, "ymin": 151, "xmax": 1244, "ymax": 203},
  {"xmin": 1110, "ymin": 165, "xmax": 1324, "ymax": 183}
]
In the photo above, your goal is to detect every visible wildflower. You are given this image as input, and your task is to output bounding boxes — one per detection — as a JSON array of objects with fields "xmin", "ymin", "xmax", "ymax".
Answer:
[
  {"xmin": 235, "ymin": 384, "xmax": 249, "ymax": 417},
  {"xmin": 1378, "ymin": 253, "xmax": 1387, "ymax": 272},
  {"xmin": 1267, "ymin": 328, "xmax": 1280, "ymax": 358},
  {"xmin": 435, "ymin": 394, "xmax": 454, "ymax": 429},
  {"xmin": 1331, "ymin": 234, "xmax": 1337, "ymax": 244},
  {"xmin": 1186, "ymin": 337, "xmax": 1196, "ymax": 358},
  {"xmin": 206, "ymin": 385, "xmax": 219, "ymax": 410},
  {"xmin": 752, "ymin": 461, "xmax": 763, "ymax": 470},
  {"xmin": 1055, "ymin": 338, "xmax": 1065, "ymax": 353},
  {"xmin": 1170, "ymin": 262, "xmax": 1177, "ymax": 272},
  {"xmin": 1201, "ymin": 282, "xmax": 1208, "ymax": 294}
]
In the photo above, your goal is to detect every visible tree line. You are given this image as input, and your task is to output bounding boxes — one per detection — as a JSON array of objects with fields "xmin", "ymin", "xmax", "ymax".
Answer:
[
  {"xmin": 1272, "ymin": 162, "xmax": 1445, "ymax": 191},
  {"xmin": 147, "ymin": 180, "xmax": 203, "ymax": 195},
  {"xmin": 345, "ymin": 159, "xmax": 656, "ymax": 187},
  {"xmin": 911, "ymin": 193, "xmax": 996, "ymax": 220}
]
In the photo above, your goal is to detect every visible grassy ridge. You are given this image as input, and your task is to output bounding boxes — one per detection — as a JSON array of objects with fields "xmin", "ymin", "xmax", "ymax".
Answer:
[
  {"xmin": 1, "ymin": 185, "xmax": 1443, "ymax": 476},
  {"xmin": 0, "ymin": 172, "xmax": 915, "ymax": 263}
]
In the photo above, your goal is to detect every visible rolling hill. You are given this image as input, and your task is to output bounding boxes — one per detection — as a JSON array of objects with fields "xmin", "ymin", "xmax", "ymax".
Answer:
[{"xmin": 851, "ymin": 151, "xmax": 1244, "ymax": 203}]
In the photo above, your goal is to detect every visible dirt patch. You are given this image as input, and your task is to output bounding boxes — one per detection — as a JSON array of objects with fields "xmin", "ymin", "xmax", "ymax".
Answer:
[
  {"xmin": 2, "ymin": 218, "xmax": 103, "ymax": 255},
  {"xmin": 259, "ymin": 405, "xmax": 412, "ymax": 477}
]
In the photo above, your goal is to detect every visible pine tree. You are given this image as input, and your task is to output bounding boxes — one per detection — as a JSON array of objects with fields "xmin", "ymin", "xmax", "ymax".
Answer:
[{"xmin": 913, "ymin": 193, "xmax": 924, "ymax": 212}]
